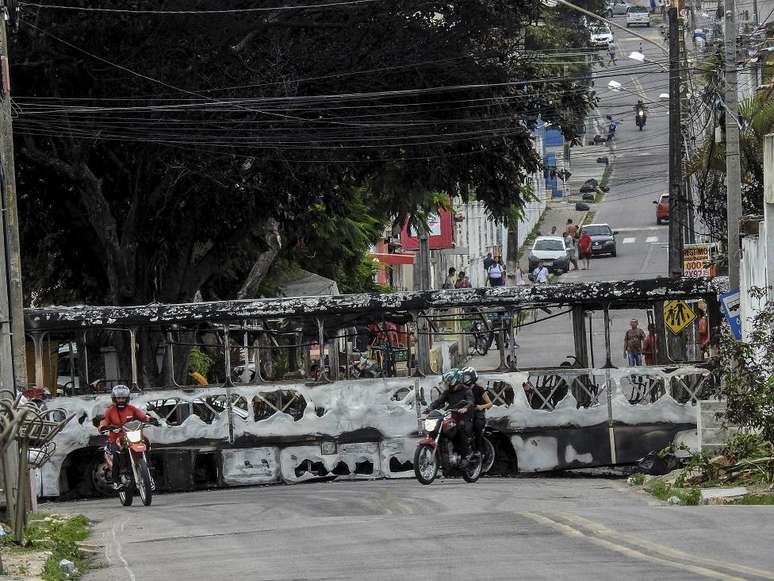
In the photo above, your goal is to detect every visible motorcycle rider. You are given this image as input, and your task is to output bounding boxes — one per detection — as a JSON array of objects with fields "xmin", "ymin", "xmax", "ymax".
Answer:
[
  {"xmin": 606, "ymin": 114, "xmax": 618, "ymax": 141},
  {"xmin": 99, "ymin": 385, "xmax": 159, "ymax": 490},
  {"xmin": 426, "ymin": 369, "xmax": 474, "ymax": 462},
  {"xmin": 460, "ymin": 367, "xmax": 493, "ymax": 453},
  {"xmin": 634, "ymin": 99, "xmax": 647, "ymax": 126}
]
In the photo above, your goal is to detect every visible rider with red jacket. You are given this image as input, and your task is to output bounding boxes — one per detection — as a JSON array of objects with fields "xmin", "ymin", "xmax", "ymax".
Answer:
[{"xmin": 99, "ymin": 385, "xmax": 158, "ymax": 490}]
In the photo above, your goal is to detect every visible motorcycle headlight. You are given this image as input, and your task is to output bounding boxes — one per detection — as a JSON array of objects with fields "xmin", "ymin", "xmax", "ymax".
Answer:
[
  {"xmin": 424, "ymin": 419, "xmax": 440, "ymax": 432},
  {"xmin": 126, "ymin": 430, "xmax": 143, "ymax": 444}
]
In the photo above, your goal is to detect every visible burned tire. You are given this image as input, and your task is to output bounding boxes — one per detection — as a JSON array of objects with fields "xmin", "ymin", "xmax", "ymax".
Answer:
[{"xmin": 88, "ymin": 457, "xmax": 113, "ymax": 498}]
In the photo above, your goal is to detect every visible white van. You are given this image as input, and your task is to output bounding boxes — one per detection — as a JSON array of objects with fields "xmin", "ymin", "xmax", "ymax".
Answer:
[{"xmin": 626, "ymin": 5, "xmax": 650, "ymax": 26}]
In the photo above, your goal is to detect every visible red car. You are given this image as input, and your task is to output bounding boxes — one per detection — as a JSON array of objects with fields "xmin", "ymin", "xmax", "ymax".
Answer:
[{"xmin": 654, "ymin": 193, "xmax": 669, "ymax": 224}]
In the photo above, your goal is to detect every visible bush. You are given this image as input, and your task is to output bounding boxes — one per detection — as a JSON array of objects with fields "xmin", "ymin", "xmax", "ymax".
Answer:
[
  {"xmin": 719, "ymin": 289, "xmax": 774, "ymax": 440},
  {"xmin": 723, "ymin": 432, "xmax": 773, "ymax": 462}
]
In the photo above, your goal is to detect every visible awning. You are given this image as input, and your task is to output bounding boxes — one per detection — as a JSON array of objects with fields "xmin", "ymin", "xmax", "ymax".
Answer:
[{"xmin": 369, "ymin": 252, "xmax": 414, "ymax": 265}]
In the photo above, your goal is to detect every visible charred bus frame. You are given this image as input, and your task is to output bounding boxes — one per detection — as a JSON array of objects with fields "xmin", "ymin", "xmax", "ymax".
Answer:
[{"xmin": 23, "ymin": 277, "xmax": 723, "ymax": 498}]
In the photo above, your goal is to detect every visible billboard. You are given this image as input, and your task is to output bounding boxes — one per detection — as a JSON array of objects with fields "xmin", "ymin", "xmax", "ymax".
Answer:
[
  {"xmin": 683, "ymin": 243, "xmax": 717, "ymax": 278},
  {"xmin": 400, "ymin": 208, "xmax": 454, "ymax": 250}
]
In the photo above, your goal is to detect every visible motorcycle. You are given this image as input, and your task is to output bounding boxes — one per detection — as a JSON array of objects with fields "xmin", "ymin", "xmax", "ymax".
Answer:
[
  {"xmin": 351, "ymin": 355, "xmax": 380, "ymax": 378},
  {"xmin": 414, "ymin": 407, "xmax": 483, "ymax": 485},
  {"xmin": 104, "ymin": 420, "xmax": 155, "ymax": 506},
  {"xmin": 636, "ymin": 109, "xmax": 647, "ymax": 130}
]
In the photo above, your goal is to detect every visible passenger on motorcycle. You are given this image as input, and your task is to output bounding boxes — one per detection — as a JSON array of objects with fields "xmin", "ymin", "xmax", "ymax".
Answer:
[
  {"xmin": 460, "ymin": 367, "xmax": 493, "ymax": 453},
  {"xmin": 427, "ymin": 369, "xmax": 474, "ymax": 460},
  {"xmin": 99, "ymin": 385, "xmax": 158, "ymax": 490}
]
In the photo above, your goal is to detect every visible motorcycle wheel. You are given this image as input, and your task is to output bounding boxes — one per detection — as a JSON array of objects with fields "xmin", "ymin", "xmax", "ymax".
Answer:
[
  {"xmin": 137, "ymin": 457, "xmax": 153, "ymax": 506},
  {"xmin": 118, "ymin": 481, "xmax": 134, "ymax": 506},
  {"xmin": 481, "ymin": 437, "xmax": 496, "ymax": 474},
  {"xmin": 413, "ymin": 444, "xmax": 438, "ymax": 485},
  {"xmin": 462, "ymin": 453, "xmax": 483, "ymax": 483}
]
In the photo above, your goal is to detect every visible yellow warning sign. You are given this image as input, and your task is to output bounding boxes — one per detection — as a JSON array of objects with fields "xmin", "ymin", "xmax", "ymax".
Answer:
[{"xmin": 663, "ymin": 300, "xmax": 696, "ymax": 335}]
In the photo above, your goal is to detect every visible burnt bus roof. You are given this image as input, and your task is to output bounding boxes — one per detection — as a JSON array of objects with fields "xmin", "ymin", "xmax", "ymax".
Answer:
[{"xmin": 24, "ymin": 277, "xmax": 722, "ymax": 333}]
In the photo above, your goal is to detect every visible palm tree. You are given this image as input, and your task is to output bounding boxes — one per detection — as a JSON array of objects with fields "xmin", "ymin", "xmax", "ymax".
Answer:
[{"xmin": 687, "ymin": 90, "xmax": 774, "ymax": 241}]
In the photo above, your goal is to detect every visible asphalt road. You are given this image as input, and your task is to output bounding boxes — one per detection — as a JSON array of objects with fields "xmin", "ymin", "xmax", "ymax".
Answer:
[
  {"xmin": 58, "ymin": 478, "xmax": 774, "ymax": 581},
  {"xmin": 494, "ymin": 21, "xmax": 678, "ymax": 369}
]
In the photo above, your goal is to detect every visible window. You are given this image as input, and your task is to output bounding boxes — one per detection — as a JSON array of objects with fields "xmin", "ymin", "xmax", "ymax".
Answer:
[
  {"xmin": 581, "ymin": 225, "xmax": 612, "ymax": 236},
  {"xmin": 533, "ymin": 239, "xmax": 565, "ymax": 251}
]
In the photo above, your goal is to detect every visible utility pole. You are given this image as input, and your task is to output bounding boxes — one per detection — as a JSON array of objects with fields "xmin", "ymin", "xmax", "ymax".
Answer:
[
  {"xmin": 668, "ymin": 6, "xmax": 685, "ymax": 277},
  {"xmin": 0, "ymin": 1, "xmax": 25, "ymax": 390},
  {"xmin": 414, "ymin": 230, "xmax": 431, "ymax": 374},
  {"xmin": 724, "ymin": 0, "xmax": 742, "ymax": 289},
  {"xmin": 0, "ymin": 0, "xmax": 26, "ymax": 534}
]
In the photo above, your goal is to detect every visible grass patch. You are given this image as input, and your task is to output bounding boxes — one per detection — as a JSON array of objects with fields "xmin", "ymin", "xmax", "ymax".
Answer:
[
  {"xmin": 22, "ymin": 513, "xmax": 91, "ymax": 580},
  {"xmin": 628, "ymin": 472, "xmax": 646, "ymax": 485},
  {"xmin": 581, "ymin": 211, "xmax": 595, "ymax": 226},
  {"xmin": 733, "ymin": 494, "xmax": 774, "ymax": 505},
  {"xmin": 645, "ymin": 479, "xmax": 702, "ymax": 505}
]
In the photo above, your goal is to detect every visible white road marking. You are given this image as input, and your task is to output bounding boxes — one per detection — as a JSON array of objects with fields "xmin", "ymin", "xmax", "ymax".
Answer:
[
  {"xmin": 112, "ymin": 517, "xmax": 136, "ymax": 581},
  {"xmin": 622, "ymin": 237, "xmax": 636, "ymax": 244},
  {"xmin": 646, "ymin": 236, "xmax": 658, "ymax": 243},
  {"xmin": 615, "ymin": 226, "xmax": 664, "ymax": 232}
]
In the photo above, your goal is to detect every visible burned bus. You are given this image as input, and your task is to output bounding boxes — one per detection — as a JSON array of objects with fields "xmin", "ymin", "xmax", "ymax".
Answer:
[{"xmin": 22, "ymin": 277, "xmax": 722, "ymax": 498}]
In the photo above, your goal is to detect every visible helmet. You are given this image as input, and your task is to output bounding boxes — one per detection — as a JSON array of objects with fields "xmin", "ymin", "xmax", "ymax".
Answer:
[
  {"xmin": 442, "ymin": 368, "xmax": 463, "ymax": 388},
  {"xmin": 460, "ymin": 366, "xmax": 479, "ymax": 386},
  {"xmin": 111, "ymin": 384, "xmax": 131, "ymax": 409}
]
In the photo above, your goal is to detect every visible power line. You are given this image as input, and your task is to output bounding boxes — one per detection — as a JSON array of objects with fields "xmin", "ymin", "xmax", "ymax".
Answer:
[{"xmin": 20, "ymin": 0, "xmax": 383, "ymax": 14}]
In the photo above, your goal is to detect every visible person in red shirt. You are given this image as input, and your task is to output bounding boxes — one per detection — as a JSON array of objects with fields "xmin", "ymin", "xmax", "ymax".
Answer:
[
  {"xmin": 643, "ymin": 323, "xmax": 658, "ymax": 365},
  {"xmin": 99, "ymin": 385, "xmax": 158, "ymax": 490},
  {"xmin": 579, "ymin": 231, "xmax": 593, "ymax": 270}
]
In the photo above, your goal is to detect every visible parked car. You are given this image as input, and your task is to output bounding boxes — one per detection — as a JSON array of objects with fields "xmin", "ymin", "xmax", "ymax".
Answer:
[
  {"xmin": 528, "ymin": 236, "xmax": 570, "ymax": 273},
  {"xmin": 589, "ymin": 24, "xmax": 614, "ymax": 48},
  {"xmin": 579, "ymin": 223, "xmax": 618, "ymax": 257},
  {"xmin": 606, "ymin": 0, "xmax": 631, "ymax": 16},
  {"xmin": 626, "ymin": 5, "xmax": 650, "ymax": 27},
  {"xmin": 654, "ymin": 193, "xmax": 669, "ymax": 224}
]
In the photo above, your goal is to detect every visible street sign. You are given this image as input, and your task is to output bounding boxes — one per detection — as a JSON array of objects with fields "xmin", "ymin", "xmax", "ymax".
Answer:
[
  {"xmin": 663, "ymin": 299, "xmax": 696, "ymax": 334},
  {"xmin": 682, "ymin": 243, "xmax": 717, "ymax": 278},
  {"xmin": 720, "ymin": 289, "xmax": 742, "ymax": 340}
]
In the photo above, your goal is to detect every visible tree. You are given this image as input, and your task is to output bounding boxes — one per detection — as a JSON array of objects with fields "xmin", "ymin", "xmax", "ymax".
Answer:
[
  {"xmin": 687, "ymin": 90, "xmax": 774, "ymax": 241},
  {"xmin": 12, "ymin": 1, "xmax": 596, "ymax": 384}
]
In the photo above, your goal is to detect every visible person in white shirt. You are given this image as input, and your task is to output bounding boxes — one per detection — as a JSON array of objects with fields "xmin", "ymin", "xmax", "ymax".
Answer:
[
  {"xmin": 487, "ymin": 257, "xmax": 505, "ymax": 287},
  {"xmin": 532, "ymin": 261, "xmax": 549, "ymax": 284}
]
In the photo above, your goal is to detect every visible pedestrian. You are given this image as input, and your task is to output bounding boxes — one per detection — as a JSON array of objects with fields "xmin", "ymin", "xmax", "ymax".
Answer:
[
  {"xmin": 564, "ymin": 230, "xmax": 579, "ymax": 271},
  {"xmin": 550, "ymin": 226, "xmax": 558, "ymax": 235},
  {"xmin": 566, "ymin": 218, "xmax": 578, "ymax": 239},
  {"xmin": 658, "ymin": 0, "xmax": 665, "ymax": 16},
  {"xmin": 697, "ymin": 307, "xmax": 709, "ymax": 357},
  {"xmin": 514, "ymin": 264, "xmax": 528, "ymax": 286},
  {"xmin": 483, "ymin": 252, "xmax": 494, "ymax": 286},
  {"xmin": 643, "ymin": 323, "xmax": 658, "ymax": 365},
  {"xmin": 532, "ymin": 260, "xmax": 549, "ymax": 284},
  {"xmin": 650, "ymin": 0, "xmax": 656, "ymax": 12},
  {"xmin": 623, "ymin": 319, "xmax": 646, "ymax": 367},
  {"xmin": 579, "ymin": 230, "xmax": 592, "ymax": 269},
  {"xmin": 607, "ymin": 43, "xmax": 616, "ymax": 65},
  {"xmin": 455, "ymin": 270, "xmax": 471, "ymax": 288},
  {"xmin": 487, "ymin": 257, "xmax": 505, "ymax": 287},
  {"xmin": 442, "ymin": 267, "xmax": 456, "ymax": 289}
]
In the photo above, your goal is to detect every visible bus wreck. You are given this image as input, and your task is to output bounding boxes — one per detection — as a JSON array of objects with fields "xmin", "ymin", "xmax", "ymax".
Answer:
[{"xmin": 23, "ymin": 277, "xmax": 722, "ymax": 498}]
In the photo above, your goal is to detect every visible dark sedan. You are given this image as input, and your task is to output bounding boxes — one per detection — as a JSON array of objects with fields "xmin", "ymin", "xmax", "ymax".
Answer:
[{"xmin": 580, "ymin": 223, "xmax": 618, "ymax": 257}]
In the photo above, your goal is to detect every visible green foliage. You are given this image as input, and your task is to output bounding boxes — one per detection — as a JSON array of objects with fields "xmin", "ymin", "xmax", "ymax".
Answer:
[
  {"xmin": 734, "ymin": 494, "xmax": 774, "ymax": 505},
  {"xmin": 23, "ymin": 513, "xmax": 91, "ymax": 580},
  {"xmin": 719, "ymin": 290, "xmax": 774, "ymax": 441},
  {"xmin": 14, "ymin": 0, "xmax": 595, "ymax": 306},
  {"xmin": 674, "ymin": 451, "xmax": 713, "ymax": 487},
  {"xmin": 645, "ymin": 480, "xmax": 701, "ymax": 505},
  {"xmin": 687, "ymin": 91, "xmax": 774, "ymax": 241},
  {"xmin": 629, "ymin": 472, "xmax": 646, "ymax": 485},
  {"xmin": 723, "ymin": 432, "xmax": 773, "ymax": 462},
  {"xmin": 187, "ymin": 348, "xmax": 214, "ymax": 379}
]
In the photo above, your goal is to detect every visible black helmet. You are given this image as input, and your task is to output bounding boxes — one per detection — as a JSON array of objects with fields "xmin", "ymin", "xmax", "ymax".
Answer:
[
  {"xmin": 460, "ymin": 366, "xmax": 479, "ymax": 386},
  {"xmin": 111, "ymin": 384, "xmax": 130, "ymax": 409}
]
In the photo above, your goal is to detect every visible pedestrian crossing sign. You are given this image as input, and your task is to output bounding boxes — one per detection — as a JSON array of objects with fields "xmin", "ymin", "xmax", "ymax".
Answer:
[{"xmin": 663, "ymin": 300, "xmax": 696, "ymax": 335}]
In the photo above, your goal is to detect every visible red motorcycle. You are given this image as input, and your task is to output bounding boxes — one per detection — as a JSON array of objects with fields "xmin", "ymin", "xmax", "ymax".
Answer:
[
  {"xmin": 414, "ymin": 407, "xmax": 482, "ymax": 485},
  {"xmin": 104, "ymin": 420, "xmax": 155, "ymax": 506}
]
